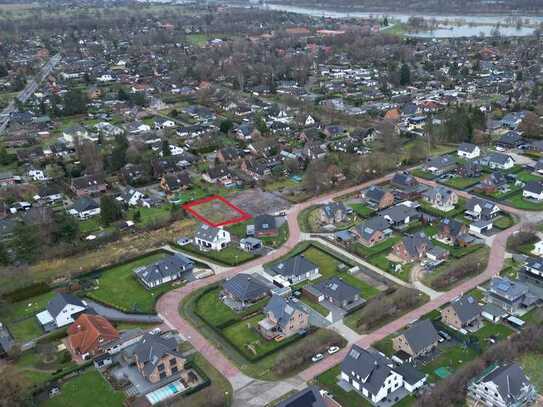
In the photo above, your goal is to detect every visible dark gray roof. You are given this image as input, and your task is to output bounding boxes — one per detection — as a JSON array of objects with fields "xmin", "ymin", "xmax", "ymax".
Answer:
[
  {"xmin": 394, "ymin": 363, "xmax": 426, "ymax": 385},
  {"xmin": 341, "ymin": 345, "xmax": 396, "ymax": 395},
  {"xmin": 449, "ymin": 295, "xmax": 481, "ymax": 323},
  {"xmin": 254, "ymin": 214, "xmax": 277, "ymax": 233},
  {"xmin": 380, "ymin": 204, "xmax": 420, "ymax": 224},
  {"xmin": 391, "ymin": 171, "xmax": 418, "ymax": 191},
  {"xmin": 195, "ymin": 223, "xmax": 222, "ymax": 241},
  {"xmin": 277, "ymin": 386, "xmax": 327, "ymax": 407},
  {"xmin": 400, "ymin": 319, "xmax": 439, "ymax": 355},
  {"xmin": 425, "ymin": 154, "xmax": 456, "ymax": 170},
  {"xmin": 476, "ymin": 363, "xmax": 533, "ymax": 404},
  {"xmin": 486, "ymin": 152, "xmax": 514, "ymax": 166},
  {"xmin": 489, "ymin": 277, "xmax": 528, "ymax": 301},
  {"xmin": 439, "ymin": 218, "xmax": 464, "ymax": 238},
  {"xmin": 465, "ymin": 197, "xmax": 498, "ymax": 218},
  {"xmin": 134, "ymin": 254, "xmax": 193, "ymax": 285},
  {"xmin": 315, "ymin": 277, "xmax": 360, "ymax": 303},
  {"xmin": 458, "ymin": 142, "xmax": 478, "ymax": 153},
  {"xmin": 322, "ymin": 202, "xmax": 348, "ymax": 219},
  {"xmin": 364, "ymin": 185, "xmax": 387, "ymax": 203},
  {"xmin": 355, "ymin": 216, "xmax": 391, "ymax": 241},
  {"xmin": 524, "ymin": 180, "xmax": 543, "ymax": 195},
  {"xmin": 47, "ymin": 293, "xmax": 86, "ymax": 319},
  {"xmin": 70, "ymin": 197, "xmax": 99, "ymax": 212},
  {"xmin": 134, "ymin": 333, "xmax": 183, "ymax": 377},
  {"xmin": 401, "ymin": 232, "xmax": 432, "ymax": 259},
  {"xmin": 269, "ymin": 255, "xmax": 318, "ymax": 278},
  {"xmin": 263, "ymin": 295, "xmax": 305, "ymax": 330},
  {"xmin": 223, "ymin": 273, "xmax": 269, "ymax": 302}
]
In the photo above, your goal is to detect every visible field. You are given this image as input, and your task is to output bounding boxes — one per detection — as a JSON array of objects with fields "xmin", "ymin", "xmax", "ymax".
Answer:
[
  {"xmin": 183, "ymin": 195, "xmax": 251, "ymax": 227},
  {"xmin": 442, "ymin": 176, "xmax": 481, "ymax": 190},
  {"xmin": 43, "ymin": 369, "xmax": 125, "ymax": 407},
  {"xmin": 15, "ymin": 345, "xmax": 76, "ymax": 387},
  {"xmin": 84, "ymin": 252, "xmax": 175, "ymax": 313},
  {"xmin": 519, "ymin": 353, "xmax": 543, "ymax": 393},
  {"xmin": 507, "ymin": 192, "xmax": 543, "ymax": 210},
  {"xmin": 180, "ymin": 244, "xmax": 257, "ymax": 266}
]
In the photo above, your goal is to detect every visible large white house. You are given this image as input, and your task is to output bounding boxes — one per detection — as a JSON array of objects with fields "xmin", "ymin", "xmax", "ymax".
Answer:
[
  {"xmin": 457, "ymin": 143, "xmax": 481, "ymax": 159},
  {"xmin": 340, "ymin": 345, "xmax": 426, "ymax": 404},
  {"xmin": 36, "ymin": 293, "xmax": 88, "ymax": 332},
  {"xmin": 523, "ymin": 181, "xmax": 543, "ymax": 201},
  {"xmin": 194, "ymin": 224, "xmax": 231, "ymax": 251}
]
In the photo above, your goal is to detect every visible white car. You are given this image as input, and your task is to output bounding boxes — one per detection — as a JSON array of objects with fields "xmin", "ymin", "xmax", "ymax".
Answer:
[
  {"xmin": 328, "ymin": 346, "xmax": 340, "ymax": 355},
  {"xmin": 311, "ymin": 353, "xmax": 324, "ymax": 363}
]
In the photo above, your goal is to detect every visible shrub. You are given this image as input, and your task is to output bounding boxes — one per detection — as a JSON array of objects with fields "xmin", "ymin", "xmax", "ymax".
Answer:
[
  {"xmin": 506, "ymin": 229, "xmax": 538, "ymax": 253},
  {"xmin": 430, "ymin": 250, "xmax": 489, "ymax": 290}
]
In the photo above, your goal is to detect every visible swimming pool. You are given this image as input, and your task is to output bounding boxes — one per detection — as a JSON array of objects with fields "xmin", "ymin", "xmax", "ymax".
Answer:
[{"xmin": 146, "ymin": 380, "xmax": 186, "ymax": 405}]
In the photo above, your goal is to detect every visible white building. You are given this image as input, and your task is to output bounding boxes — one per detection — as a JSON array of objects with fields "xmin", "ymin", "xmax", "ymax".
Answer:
[
  {"xmin": 36, "ymin": 293, "xmax": 88, "ymax": 331},
  {"xmin": 194, "ymin": 224, "xmax": 231, "ymax": 251},
  {"xmin": 457, "ymin": 143, "xmax": 480, "ymax": 159}
]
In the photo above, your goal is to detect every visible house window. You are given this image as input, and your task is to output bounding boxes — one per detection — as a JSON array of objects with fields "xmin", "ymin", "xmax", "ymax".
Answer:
[
  {"xmin": 172, "ymin": 366, "xmax": 178, "ymax": 374},
  {"xmin": 158, "ymin": 363, "xmax": 165, "ymax": 371},
  {"xmin": 170, "ymin": 358, "xmax": 177, "ymax": 366},
  {"xmin": 159, "ymin": 372, "xmax": 167, "ymax": 379}
]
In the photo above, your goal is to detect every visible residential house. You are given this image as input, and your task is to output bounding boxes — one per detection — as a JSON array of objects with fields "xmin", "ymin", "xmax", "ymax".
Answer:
[
  {"xmin": 424, "ymin": 154, "xmax": 457, "ymax": 176},
  {"xmin": 480, "ymin": 172, "xmax": 508, "ymax": 194},
  {"xmin": 392, "ymin": 319, "xmax": 440, "ymax": 358},
  {"xmin": 310, "ymin": 277, "xmax": 364, "ymax": 311},
  {"xmin": 441, "ymin": 295, "xmax": 482, "ymax": 331},
  {"xmin": 458, "ymin": 143, "xmax": 481, "ymax": 159},
  {"xmin": 194, "ymin": 224, "xmax": 231, "ymax": 251},
  {"xmin": 70, "ymin": 174, "xmax": 107, "ymax": 197},
  {"xmin": 380, "ymin": 203, "xmax": 421, "ymax": 229},
  {"xmin": 62, "ymin": 126, "xmax": 88, "ymax": 144},
  {"xmin": 236, "ymin": 124, "xmax": 260, "ymax": 141},
  {"xmin": 36, "ymin": 293, "xmax": 88, "ymax": 332},
  {"xmin": 436, "ymin": 218, "xmax": 470, "ymax": 246},
  {"xmin": 68, "ymin": 197, "xmax": 100, "ymax": 220},
  {"xmin": 267, "ymin": 255, "xmax": 320, "ymax": 285},
  {"xmin": 319, "ymin": 202, "xmax": 349, "ymax": 225},
  {"xmin": 67, "ymin": 314, "xmax": 119, "ymax": 360},
  {"xmin": 240, "ymin": 237, "xmax": 262, "ymax": 252},
  {"xmin": 361, "ymin": 185, "xmax": 394, "ymax": 210},
  {"xmin": 497, "ymin": 131, "xmax": 524, "ymax": 149},
  {"xmin": 457, "ymin": 160, "xmax": 482, "ymax": 178},
  {"xmin": 254, "ymin": 214, "xmax": 278, "ymax": 237},
  {"xmin": 203, "ymin": 166, "xmax": 235, "ymax": 187},
  {"xmin": 522, "ymin": 257, "xmax": 543, "ymax": 287},
  {"xmin": 154, "ymin": 117, "xmax": 176, "ymax": 129},
  {"xmin": 217, "ymin": 147, "xmax": 243, "ymax": 163},
  {"xmin": 340, "ymin": 346, "xmax": 404, "ymax": 404},
  {"xmin": 390, "ymin": 172, "xmax": 425, "ymax": 199},
  {"xmin": 33, "ymin": 184, "xmax": 63, "ymax": 204},
  {"xmin": 160, "ymin": 172, "xmax": 191, "ymax": 194},
  {"xmin": 134, "ymin": 334, "xmax": 186, "ymax": 384},
  {"xmin": 523, "ymin": 180, "xmax": 543, "ymax": 201},
  {"xmin": 222, "ymin": 273, "xmax": 269, "ymax": 308},
  {"xmin": 392, "ymin": 232, "xmax": 433, "ymax": 263},
  {"xmin": 465, "ymin": 197, "xmax": 500, "ymax": 221},
  {"xmin": 258, "ymin": 295, "xmax": 309, "ymax": 340},
  {"xmin": 423, "ymin": 186, "xmax": 458, "ymax": 212},
  {"xmin": 535, "ymin": 159, "xmax": 543, "ymax": 175},
  {"xmin": 485, "ymin": 277, "xmax": 538, "ymax": 315},
  {"xmin": 134, "ymin": 254, "xmax": 194, "ymax": 289},
  {"xmin": 483, "ymin": 152, "xmax": 515, "ymax": 170},
  {"xmin": 467, "ymin": 363, "xmax": 537, "ymax": 407},
  {"xmin": 353, "ymin": 216, "xmax": 393, "ymax": 247}
]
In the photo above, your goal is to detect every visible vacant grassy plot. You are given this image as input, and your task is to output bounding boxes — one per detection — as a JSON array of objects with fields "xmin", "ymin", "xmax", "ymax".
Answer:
[
  {"xmin": 442, "ymin": 176, "xmax": 481, "ymax": 190},
  {"xmin": 15, "ymin": 346, "xmax": 76, "ymax": 387},
  {"xmin": 127, "ymin": 205, "xmax": 171, "ymax": 226},
  {"xmin": 186, "ymin": 197, "xmax": 245, "ymax": 225},
  {"xmin": 85, "ymin": 252, "xmax": 172, "ymax": 313},
  {"xmin": 301, "ymin": 246, "xmax": 380, "ymax": 299},
  {"xmin": 0, "ymin": 291, "xmax": 55, "ymax": 342},
  {"xmin": 222, "ymin": 315, "xmax": 299, "ymax": 360},
  {"xmin": 43, "ymin": 369, "xmax": 125, "ymax": 407},
  {"xmin": 180, "ymin": 244, "xmax": 257, "ymax": 266}
]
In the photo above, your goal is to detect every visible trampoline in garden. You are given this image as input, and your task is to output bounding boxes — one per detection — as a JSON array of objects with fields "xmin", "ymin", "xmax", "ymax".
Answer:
[{"xmin": 434, "ymin": 366, "xmax": 453, "ymax": 378}]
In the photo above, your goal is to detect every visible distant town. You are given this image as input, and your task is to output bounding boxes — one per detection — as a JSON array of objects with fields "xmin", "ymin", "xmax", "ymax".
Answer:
[{"xmin": 0, "ymin": 2, "xmax": 543, "ymax": 407}]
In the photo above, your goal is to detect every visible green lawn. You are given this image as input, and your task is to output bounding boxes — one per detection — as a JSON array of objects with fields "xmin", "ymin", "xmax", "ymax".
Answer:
[
  {"xmin": 79, "ymin": 217, "xmax": 102, "ymax": 235},
  {"xmin": 373, "ymin": 335, "xmax": 394, "ymax": 356},
  {"xmin": 442, "ymin": 176, "xmax": 481, "ymax": 190},
  {"xmin": 418, "ymin": 198, "xmax": 466, "ymax": 218},
  {"xmin": 0, "ymin": 291, "xmax": 56, "ymax": 342},
  {"xmin": 127, "ymin": 205, "xmax": 171, "ymax": 226},
  {"xmin": 43, "ymin": 369, "xmax": 125, "ymax": 407},
  {"xmin": 15, "ymin": 347, "xmax": 76, "ymax": 387},
  {"xmin": 519, "ymin": 353, "xmax": 543, "ymax": 394},
  {"xmin": 180, "ymin": 244, "xmax": 257, "ymax": 266},
  {"xmin": 493, "ymin": 214, "xmax": 515, "ymax": 230},
  {"xmin": 194, "ymin": 286, "xmax": 267, "ymax": 328},
  {"xmin": 507, "ymin": 192, "xmax": 543, "ymax": 210},
  {"xmin": 472, "ymin": 323, "xmax": 514, "ymax": 351},
  {"xmin": 263, "ymin": 178, "xmax": 299, "ymax": 192},
  {"xmin": 300, "ymin": 246, "xmax": 380, "ymax": 299},
  {"xmin": 421, "ymin": 345, "xmax": 479, "ymax": 382},
  {"xmin": 514, "ymin": 169, "xmax": 542, "ymax": 183},
  {"xmin": 411, "ymin": 168, "xmax": 436, "ymax": 180},
  {"xmin": 300, "ymin": 296, "xmax": 329, "ymax": 317},
  {"xmin": 352, "ymin": 235, "xmax": 401, "ymax": 258},
  {"xmin": 367, "ymin": 252, "xmax": 412, "ymax": 282},
  {"xmin": 260, "ymin": 222, "xmax": 290, "ymax": 249},
  {"xmin": 85, "ymin": 252, "xmax": 175, "ymax": 313},
  {"xmin": 222, "ymin": 314, "xmax": 299, "ymax": 360},
  {"xmin": 349, "ymin": 203, "xmax": 375, "ymax": 218}
]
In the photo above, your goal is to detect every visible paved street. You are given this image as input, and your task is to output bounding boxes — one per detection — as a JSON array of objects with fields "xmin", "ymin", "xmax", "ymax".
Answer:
[{"xmin": 156, "ymin": 171, "xmax": 534, "ymax": 404}]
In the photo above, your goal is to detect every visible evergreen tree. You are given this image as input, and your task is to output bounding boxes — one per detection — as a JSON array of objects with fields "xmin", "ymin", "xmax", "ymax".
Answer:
[
  {"xmin": 10, "ymin": 223, "xmax": 40, "ymax": 263},
  {"xmin": 219, "ymin": 119, "xmax": 233, "ymax": 134},
  {"xmin": 100, "ymin": 195, "xmax": 123, "ymax": 226},
  {"xmin": 162, "ymin": 139, "xmax": 171, "ymax": 157},
  {"xmin": 0, "ymin": 242, "xmax": 9, "ymax": 265},
  {"xmin": 399, "ymin": 63, "xmax": 411, "ymax": 86},
  {"xmin": 53, "ymin": 212, "xmax": 80, "ymax": 243}
]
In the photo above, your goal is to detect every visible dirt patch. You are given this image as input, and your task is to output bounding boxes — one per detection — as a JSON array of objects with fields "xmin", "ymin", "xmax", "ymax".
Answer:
[{"xmin": 230, "ymin": 189, "xmax": 290, "ymax": 216}]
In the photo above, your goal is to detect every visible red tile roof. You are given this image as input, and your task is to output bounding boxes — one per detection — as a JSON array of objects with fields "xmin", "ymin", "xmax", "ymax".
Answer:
[{"xmin": 67, "ymin": 314, "xmax": 119, "ymax": 355}]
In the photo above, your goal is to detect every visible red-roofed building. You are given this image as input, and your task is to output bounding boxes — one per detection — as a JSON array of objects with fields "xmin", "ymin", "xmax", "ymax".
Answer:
[{"xmin": 67, "ymin": 314, "xmax": 119, "ymax": 360}]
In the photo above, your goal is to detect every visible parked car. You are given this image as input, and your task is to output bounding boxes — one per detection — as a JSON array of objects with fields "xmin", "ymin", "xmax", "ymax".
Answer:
[
  {"xmin": 176, "ymin": 237, "xmax": 192, "ymax": 246},
  {"xmin": 311, "ymin": 353, "xmax": 324, "ymax": 363},
  {"xmin": 328, "ymin": 346, "xmax": 340, "ymax": 355},
  {"xmin": 438, "ymin": 330, "xmax": 451, "ymax": 341}
]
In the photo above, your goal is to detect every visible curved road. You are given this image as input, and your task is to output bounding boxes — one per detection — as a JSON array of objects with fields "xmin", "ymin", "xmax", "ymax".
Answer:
[{"xmin": 156, "ymin": 172, "xmax": 537, "ymax": 399}]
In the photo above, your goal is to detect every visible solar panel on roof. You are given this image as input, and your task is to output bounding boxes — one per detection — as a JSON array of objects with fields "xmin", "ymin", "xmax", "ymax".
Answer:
[
  {"xmin": 497, "ymin": 281, "xmax": 511, "ymax": 291},
  {"xmin": 350, "ymin": 349, "xmax": 360, "ymax": 359}
]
